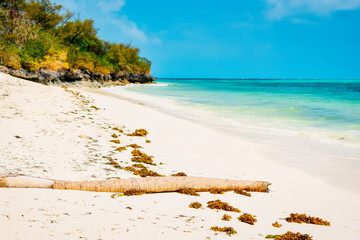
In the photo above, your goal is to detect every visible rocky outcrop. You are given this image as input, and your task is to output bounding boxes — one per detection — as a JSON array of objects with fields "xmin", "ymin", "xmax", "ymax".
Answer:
[{"xmin": 0, "ymin": 65, "xmax": 156, "ymax": 86}]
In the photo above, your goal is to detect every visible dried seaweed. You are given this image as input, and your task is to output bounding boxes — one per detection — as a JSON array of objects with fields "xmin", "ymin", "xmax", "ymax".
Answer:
[
  {"xmin": 109, "ymin": 139, "xmax": 121, "ymax": 144},
  {"xmin": 265, "ymin": 231, "xmax": 313, "ymax": 240},
  {"xmin": 145, "ymin": 139, "xmax": 151, "ymax": 143},
  {"xmin": 123, "ymin": 166, "xmax": 163, "ymax": 177},
  {"xmin": 111, "ymin": 133, "xmax": 118, "ymax": 138},
  {"xmin": 207, "ymin": 200, "xmax": 240, "ymax": 213},
  {"xmin": 131, "ymin": 149, "xmax": 155, "ymax": 165},
  {"xmin": 238, "ymin": 213, "xmax": 257, "ymax": 225},
  {"xmin": 189, "ymin": 202, "xmax": 202, "ymax": 209},
  {"xmin": 132, "ymin": 163, "xmax": 147, "ymax": 169},
  {"xmin": 178, "ymin": 188, "xmax": 200, "ymax": 196},
  {"xmin": 115, "ymin": 146, "xmax": 127, "ymax": 152},
  {"xmin": 272, "ymin": 221, "xmax": 282, "ymax": 228},
  {"xmin": 210, "ymin": 188, "xmax": 227, "ymax": 194},
  {"xmin": 285, "ymin": 213, "xmax": 330, "ymax": 226},
  {"xmin": 127, "ymin": 129, "xmax": 149, "ymax": 137},
  {"xmin": 221, "ymin": 214, "xmax": 232, "ymax": 221},
  {"xmin": 210, "ymin": 226, "xmax": 237, "ymax": 235},
  {"xmin": 112, "ymin": 127, "xmax": 124, "ymax": 133},
  {"xmin": 105, "ymin": 157, "xmax": 122, "ymax": 169},
  {"xmin": 234, "ymin": 189, "xmax": 251, "ymax": 197},
  {"xmin": 171, "ymin": 172, "xmax": 187, "ymax": 177},
  {"xmin": 91, "ymin": 105, "xmax": 100, "ymax": 110},
  {"xmin": 127, "ymin": 144, "xmax": 142, "ymax": 149}
]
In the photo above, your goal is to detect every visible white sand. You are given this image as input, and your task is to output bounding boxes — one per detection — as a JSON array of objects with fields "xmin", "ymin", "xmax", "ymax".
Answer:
[{"xmin": 1, "ymin": 72, "xmax": 359, "ymax": 239}]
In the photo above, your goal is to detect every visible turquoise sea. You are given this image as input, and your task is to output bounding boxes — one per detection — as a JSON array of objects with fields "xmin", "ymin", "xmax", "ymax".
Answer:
[{"xmin": 118, "ymin": 78, "xmax": 360, "ymax": 145}]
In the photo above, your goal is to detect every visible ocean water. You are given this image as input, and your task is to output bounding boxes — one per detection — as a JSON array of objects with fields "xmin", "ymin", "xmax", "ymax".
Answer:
[{"xmin": 114, "ymin": 78, "xmax": 360, "ymax": 145}]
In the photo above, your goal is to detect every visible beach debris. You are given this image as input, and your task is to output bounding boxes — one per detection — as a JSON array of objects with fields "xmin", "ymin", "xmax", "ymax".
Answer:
[
  {"xmin": 146, "ymin": 139, "xmax": 151, "ymax": 143},
  {"xmin": 127, "ymin": 129, "xmax": 148, "ymax": 137},
  {"xmin": 131, "ymin": 149, "xmax": 155, "ymax": 165},
  {"xmin": 110, "ymin": 193, "xmax": 124, "ymax": 198},
  {"xmin": 234, "ymin": 189, "xmax": 251, "ymax": 197},
  {"xmin": 127, "ymin": 144, "xmax": 142, "ymax": 149},
  {"xmin": 285, "ymin": 213, "xmax": 330, "ymax": 226},
  {"xmin": 90, "ymin": 105, "xmax": 100, "ymax": 110},
  {"xmin": 1, "ymin": 174, "xmax": 271, "ymax": 194},
  {"xmin": 210, "ymin": 226, "xmax": 237, "ymax": 235},
  {"xmin": 221, "ymin": 214, "xmax": 232, "ymax": 221},
  {"xmin": 178, "ymin": 188, "xmax": 200, "ymax": 196},
  {"xmin": 272, "ymin": 221, "xmax": 282, "ymax": 228},
  {"xmin": 112, "ymin": 127, "xmax": 124, "ymax": 133},
  {"xmin": 207, "ymin": 200, "xmax": 240, "ymax": 213},
  {"xmin": 123, "ymin": 166, "xmax": 163, "ymax": 177},
  {"xmin": 209, "ymin": 188, "xmax": 227, "ymax": 194},
  {"xmin": 111, "ymin": 133, "xmax": 118, "ymax": 138},
  {"xmin": 109, "ymin": 139, "xmax": 121, "ymax": 144},
  {"xmin": 238, "ymin": 213, "xmax": 257, "ymax": 225},
  {"xmin": 265, "ymin": 231, "xmax": 313, "ymax": 240},
  {"xmin": 115, "ymin": 146, "xmax": 127, "ymax": 152},
  {"xmin": 104, "ymin": 157, "xmax": 122, "ymax": 169},
  {"xmin": 171, "ymin": 172, "xmax": 187, "ymax": 177},
  {"xmin": 189, "ymin": 202, "xmax": 202, "ymax": 209}
]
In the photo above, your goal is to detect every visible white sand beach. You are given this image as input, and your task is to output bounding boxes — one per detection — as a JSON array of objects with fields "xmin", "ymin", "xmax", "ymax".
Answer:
[{"xmin": 1, "ymin": 72, "xmax": 360, "ymax": 239}]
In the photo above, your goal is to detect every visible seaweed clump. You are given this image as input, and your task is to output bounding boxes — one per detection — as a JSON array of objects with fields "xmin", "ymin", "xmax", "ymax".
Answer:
[
  {"xmin": 238, "ymin": 213, "xmax": 257, "ymax": 225},
  {"xmin": 210, "ymin": 188, "xmax": 227, "ymax": 194},
  {"xmin": 210, "ymin": 226, "xmax": 237, "ymax": 235},
  {"xmin": 91, "ymin": 105, "xmax": 100, "ymax": 110},
  {"xmin": 127, "ymin": 129, "xmax": 148, "ymax": 137},
  {"xmin": 127, "ymin": 144, "xmax": 142, "ymax": 149},
  {"xmin": 265, "ymin": 231, "xmax": 313, "ymax": 240},
  {"xmin": 272, "ymin": 221, "xmax": 282, "ymax": 228},
  {"xmin": 207, "ymin": 200, "xmax": 241, "ymax": 213},
  {"xmin": 123, "ymin": 165, "xmax": 163, "ymax": 177},
  {"xmin": 115, "ymin": 146, "xmax": 127, "ymax": 152},
  {"xmin": 112, "ymin": 127, "xmax": 124, "ymax": 133},
  {"xmin": 221, "ymin": 214, "xmax": 232, "ymax": 221},
  {"xmin": 104, "ymin": 156, "xmax": 122, "ymax": 169},
  {"xmin": 178, "ymin": 188, "xmax": 200, "ymax": 196},
  {"xmin": 234, "ymin": 189, "xmax": 251, "ymax": 197},
  {"xmin": 109, "ymin": 139, "xmax": 121, "ymax": 144},
  {"xmin": 171, "ymin": 172, "xmax": 187, "ymax": 177},
  {"xmin": 146, "ymin": 139, "xmax": 151, "ymax": 143},
  {"xmin": 111, "ymin": 133, "xmax": 118, "ymax": 138},
  {"xmin": 189, "ymin": 202, "xmax": 202, "ymax": 209},
  {"xmin": 285, "ymin": 213, "xmax": 330, "ymax": 226},
  {"xmin": 131, "ymin": 149, "xmax": 155, "ymax": 165}
]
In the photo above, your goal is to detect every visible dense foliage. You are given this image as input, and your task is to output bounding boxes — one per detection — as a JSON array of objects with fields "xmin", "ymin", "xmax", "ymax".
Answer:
[{"xmin": 0, "ymin": 0, "xmax": 151, "ymax": 74}]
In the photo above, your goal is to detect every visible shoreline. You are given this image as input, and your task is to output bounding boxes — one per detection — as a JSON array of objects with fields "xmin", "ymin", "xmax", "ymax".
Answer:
[
  {"xmin": 1, "ymin": 73, "xmax": 360, "ymax": 239},
  {"xmin": 103, "ymin": 86, "xmax": 360, "ymax": 194}
]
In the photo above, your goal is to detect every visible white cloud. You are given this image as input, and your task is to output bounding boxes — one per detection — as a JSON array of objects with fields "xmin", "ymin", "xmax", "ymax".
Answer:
[
  {"xmin": 266, "ymin": 0, "xmax": 360, "ymax": 19},
  {"xmin": 98, "ymin": 0, "xmax": 125, "ymax": 12}
]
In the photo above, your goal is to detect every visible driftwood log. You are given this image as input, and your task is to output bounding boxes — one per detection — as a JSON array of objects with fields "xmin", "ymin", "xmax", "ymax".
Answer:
[{"xmin": 0, "ymin": 174, "xmax": 271, "ymax": 193}]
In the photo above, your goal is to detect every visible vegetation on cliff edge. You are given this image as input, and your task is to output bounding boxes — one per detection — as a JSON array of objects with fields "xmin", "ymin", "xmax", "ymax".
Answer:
[{"xmin": 0, "ymin": 0, "xmax": 151, "ymax": 74}]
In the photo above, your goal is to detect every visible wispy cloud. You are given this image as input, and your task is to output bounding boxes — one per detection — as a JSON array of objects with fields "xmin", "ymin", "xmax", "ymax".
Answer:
[
  {"xmin": 265, "ymin": 0, "xmax": 360, "ymax": 19},
  {"xmin": 98, "ymin": 0, "xmax": 125, "ymax": 12}
]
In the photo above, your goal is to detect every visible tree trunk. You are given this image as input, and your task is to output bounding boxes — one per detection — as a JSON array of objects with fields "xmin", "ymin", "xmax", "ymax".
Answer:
[{"xmin": 0, "ymin": 174, "xmax": 271, "ymax": 193}]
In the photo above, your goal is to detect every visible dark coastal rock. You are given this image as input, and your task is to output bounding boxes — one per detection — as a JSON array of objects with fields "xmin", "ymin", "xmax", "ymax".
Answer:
[
  {"xmin": 110, "ymin": 71, "xmax": 126, "ymax": 81},
  {"xmin": 37, "ymin": 69, "xmax": 64, "ymax": 84},
  {"xmin": 0, "ymin": 66, "xmax": 10, "ymax": 74},
  {"xmin": 128, "ymin": 73, "xmax": 156, "ymax": 83},
  {"xmin": 65, "ymin": 69, "xmax": 84, "ymax": 81},
  {"xmin": 10, "ymin": 68, "xmax": 38, "ymax": 81}
]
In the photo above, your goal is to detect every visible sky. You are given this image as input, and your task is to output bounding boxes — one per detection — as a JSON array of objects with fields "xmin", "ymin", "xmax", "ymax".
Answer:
[{"xmin": 52, "ymin": 0, "xmax": 360, "ymax": 78}]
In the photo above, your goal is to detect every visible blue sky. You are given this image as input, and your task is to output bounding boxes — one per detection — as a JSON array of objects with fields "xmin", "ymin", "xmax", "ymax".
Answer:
[{"xmin": 52, "ymin": 0, "xmax": 360, "ymax": 78}]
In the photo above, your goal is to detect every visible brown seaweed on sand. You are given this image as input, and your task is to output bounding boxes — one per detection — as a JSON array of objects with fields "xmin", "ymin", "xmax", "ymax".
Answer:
[
  {"xmin": 189, "ymin": 202, "xmax": 202, "ymax": 209},
  {"xmin": 207, "ymin": 200, "xmax": 240, "ymax": 213},
  {"xmin": 91, "ymin": 105, "xmax": 100, "ymax": 110},
  {"xmin": 238, "ymin": 213, "xmax": 257, "ymax": 225},
  {"xmin": 123, "ymin": 166, "xmax": 163, "ymax": 177},
  {"xmin": 131, "ymin": 149, "xmax": 155, "ymax": 165},
  {"xmin": 109, "ymin": 139, "xmax": 121, "ymax": 144},
  {"xmin": 171, "ymin": 172, "xmax": 187, "ymax": 177},
  {"xmin": 127, "ymin": 144, "xmax": 142, "ymax": 149},
  {"xmin": 285, "ymin": 213, "xmax": 330, "ymax": 226},
  {"xmin": 221, "ymin": 214, "xmax": 232, "ymax": 221},
  {"xmin": 115, "ymin": 146, "xmax": 127, "ymax": 152},
  {"xmin": 209, "ymin": 188, "xmax": 228, "ymax": 194},
  {"xmin": 265, "ymin": 231, "xmax": 313, "ymax": 240},
  {"xmin": 234, "ymin": 189, "xmax": 251, "ymax": 197},
  {"xmin": 145, "ymin": 139, "xmax": 151, "ymax": 143},
  {"xmin": 272, "ymin": 221, "xmax": 282, "ymax": 228},
  {"xmin": 111, "ymin": 133, "xmax": 118, "ymax": 138},
  {"xmin": 123, "ymin": 190, "xmax": 145, "ymax": 196},
  {"xmin": 127, "ymin": 129, "xmax": 149, "ymax": 137},
  {"xmin": 210, "ymin": 226, "xmax": 237, "ymax": 235},
  {"xmin": 112, "ymin": 127, "xmax": 124, "ymax": 133},
  {"xmin": 178, "ymin": 188, "xmax": 200, "ymax": 196}
]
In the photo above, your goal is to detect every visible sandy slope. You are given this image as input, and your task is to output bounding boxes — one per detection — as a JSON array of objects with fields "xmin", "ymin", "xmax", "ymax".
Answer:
[{"xmin": 0, "ymin": 72, "xmax": 359, "ymax": 239}]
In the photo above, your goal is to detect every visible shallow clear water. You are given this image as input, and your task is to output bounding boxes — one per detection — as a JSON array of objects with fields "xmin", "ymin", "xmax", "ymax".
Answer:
[{"xmin": 121, "ymin": 78, "xmax": 360, "ymax": 143}]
